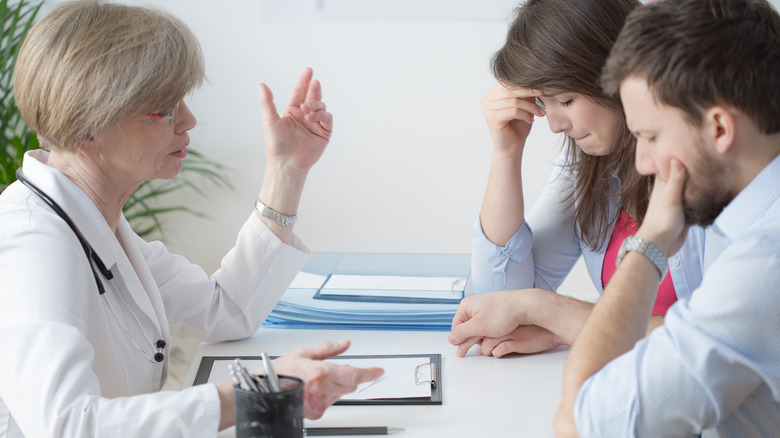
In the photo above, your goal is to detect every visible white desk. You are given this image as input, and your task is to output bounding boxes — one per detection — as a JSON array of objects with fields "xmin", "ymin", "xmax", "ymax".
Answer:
[{"xmin": 183, "ymin": 328, "xmax": 568, "ymax": 437}]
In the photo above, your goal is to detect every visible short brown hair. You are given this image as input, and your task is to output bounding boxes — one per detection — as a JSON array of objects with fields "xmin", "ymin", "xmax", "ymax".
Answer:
[
  {"xmin": 14, "ymin": 0, "xmax": 205, "ymax": 151},
  {"xmin": 602, "ymin": 0, "xmax": 780, "ymax": 134},
  {"xmin": 492, "ymin": 0, "xmax": 649, "ymax": 249}
]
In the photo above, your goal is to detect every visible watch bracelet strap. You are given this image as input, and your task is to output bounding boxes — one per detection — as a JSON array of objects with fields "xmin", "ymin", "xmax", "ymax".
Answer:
[
  {"xmin": 617, "ymin": 236, "xmax": 668, "ymax": 279},
  {"xmin": 254, "ymin": 199, "xmax": 297, "ymax": 226}
]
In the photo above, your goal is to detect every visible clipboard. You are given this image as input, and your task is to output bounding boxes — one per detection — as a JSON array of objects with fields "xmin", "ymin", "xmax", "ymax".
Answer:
[{"xmin": 193, "ymin": 353, "xmax": 442, "ymax": 405}]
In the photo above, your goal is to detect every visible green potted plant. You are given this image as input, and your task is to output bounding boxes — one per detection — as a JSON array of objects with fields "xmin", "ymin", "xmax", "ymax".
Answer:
[
  {"xmin": 0, "ymin": 0, "xmax": 41, "ymax": 193},
  {"xmin": 0, "ymin": 0, "xmax": 231, "ymax": 239}
]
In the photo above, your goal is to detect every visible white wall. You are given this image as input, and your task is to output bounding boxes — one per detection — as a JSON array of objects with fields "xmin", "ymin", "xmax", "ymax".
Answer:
[
  {"xmin": 81, "ymin": 0, "xmax": 581, "ymax": 294},
  {"xmin": 40, "ymin": 0, "xmax": 780, "ymax": 302},
  {"xmin": 163, "ymin": 1, "xmax": 542, "ymax": 266}
]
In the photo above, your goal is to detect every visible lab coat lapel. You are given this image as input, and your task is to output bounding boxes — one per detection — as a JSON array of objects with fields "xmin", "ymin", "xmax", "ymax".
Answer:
[{"xmin": 111, "ymin": 218, "xmax": 170, "ymax": 390}]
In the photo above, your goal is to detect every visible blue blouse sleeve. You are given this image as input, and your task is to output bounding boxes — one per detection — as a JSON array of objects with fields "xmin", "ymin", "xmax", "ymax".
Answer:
[
  {"xmin": 470, "ymin": 217, "xmax": 535, "ymax": 293},
  {"xmin": 469, "ymin": 152, "xmax": 584, "ymax": 294}
]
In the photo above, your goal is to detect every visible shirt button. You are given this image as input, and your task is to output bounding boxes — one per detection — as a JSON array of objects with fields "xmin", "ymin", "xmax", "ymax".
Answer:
[{"xmin": 671, "ymin": 258, "xmax": 681, "ymax": 267}]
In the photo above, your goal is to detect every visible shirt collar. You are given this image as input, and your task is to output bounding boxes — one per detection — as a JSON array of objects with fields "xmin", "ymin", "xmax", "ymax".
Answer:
[
  {"xmin": 713, "ymin": 153, "xmax": 780, "ymax": 246},
  {"xmin": 22, "ymin": 150, "xmax": 119, "ymax": 270}
]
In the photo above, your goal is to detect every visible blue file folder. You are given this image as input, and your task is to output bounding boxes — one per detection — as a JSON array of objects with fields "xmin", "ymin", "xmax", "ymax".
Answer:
[{"xmin": 263, "ymin": 253, "xmax": 471, "ymax": 331}]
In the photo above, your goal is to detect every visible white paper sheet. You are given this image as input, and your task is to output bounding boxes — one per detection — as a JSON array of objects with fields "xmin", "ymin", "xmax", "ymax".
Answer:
[
  {"xmin": 326, "ymin": 357, "xmax": 431, "ymax": 400},
  {"xmin": 322, "ymin": 274, "xmax": 466, "ymax": 292},
  {"xmin": 318, "ymin": 288, "xmax": 462, "ymax": 300},
  {"xmin": 288, "ymin": 271, "xmax": 328, "ymax": 289}
]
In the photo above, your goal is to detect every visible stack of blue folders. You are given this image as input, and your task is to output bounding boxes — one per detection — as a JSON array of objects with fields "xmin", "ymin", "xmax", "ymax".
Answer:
[{"xmin": 263, "ymin": 253, "xmax": 471, "ymax": 331}]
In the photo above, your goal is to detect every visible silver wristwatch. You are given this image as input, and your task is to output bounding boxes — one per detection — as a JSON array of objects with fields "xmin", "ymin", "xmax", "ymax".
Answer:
[
  {"xmin": 616, "ymin": 236, "xmax": 668, "ymax": 279},
  {"xmin": 255, "ymin": 199, "xmax": 297, "ymax": 226}
]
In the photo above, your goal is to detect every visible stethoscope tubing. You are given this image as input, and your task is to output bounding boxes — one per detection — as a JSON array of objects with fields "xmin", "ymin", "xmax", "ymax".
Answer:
[{"xmin": 15, "ymin": 168, "xmax": 165, "ymax": 363}]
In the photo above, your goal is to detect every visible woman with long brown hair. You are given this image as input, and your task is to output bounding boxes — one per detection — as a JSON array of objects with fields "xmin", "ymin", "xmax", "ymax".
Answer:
[{"xmin": 449, "ymin": 0, "xmax": 715, "ymax": 357}]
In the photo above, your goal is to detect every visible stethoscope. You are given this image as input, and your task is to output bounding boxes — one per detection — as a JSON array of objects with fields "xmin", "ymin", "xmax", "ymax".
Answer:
[{"xmin": 16, "ymin": 169, "xmax": 166, "ymax": 363}]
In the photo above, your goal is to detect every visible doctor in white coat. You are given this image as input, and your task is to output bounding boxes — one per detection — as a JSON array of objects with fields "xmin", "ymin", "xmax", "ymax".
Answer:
[{"xmin": 0, "ymin": 1, "xmax": 383, "ymax": 436}]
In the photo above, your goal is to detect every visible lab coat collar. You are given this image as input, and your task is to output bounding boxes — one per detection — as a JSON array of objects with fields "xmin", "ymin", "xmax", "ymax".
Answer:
[{"xmin": 22, "ymin": 150, "xmax": 121, "ymax": 271}]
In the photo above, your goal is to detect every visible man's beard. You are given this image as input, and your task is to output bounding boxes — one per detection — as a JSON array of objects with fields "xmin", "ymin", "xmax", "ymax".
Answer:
[{"xmin": 682, "ymin": 148, "xmax": 734, "ymax": 227}]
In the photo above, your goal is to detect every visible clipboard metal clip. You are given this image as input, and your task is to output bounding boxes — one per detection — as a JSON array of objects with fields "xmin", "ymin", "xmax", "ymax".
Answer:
[{"xmin": 414, "ymin": 362, "xmax": 437, "ymax": 388}]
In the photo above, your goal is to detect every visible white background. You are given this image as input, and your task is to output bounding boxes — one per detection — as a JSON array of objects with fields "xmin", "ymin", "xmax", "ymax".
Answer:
[{"xmin": 41, "ymin": 0, "xmax": 780, "ymax": 302}]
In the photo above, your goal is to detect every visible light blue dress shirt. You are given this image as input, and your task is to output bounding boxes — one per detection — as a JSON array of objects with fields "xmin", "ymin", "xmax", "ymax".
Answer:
[
  {"xmin": 575, "ymin": 154, "xmax": 780, "ymax": 437},
  {"xmin": 471, "ymin": 153, "xmax": 717, "ymax": 299}
]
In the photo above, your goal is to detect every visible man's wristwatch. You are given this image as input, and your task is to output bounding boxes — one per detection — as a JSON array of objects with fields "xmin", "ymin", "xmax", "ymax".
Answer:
[
  {"xmin": 255, "ymin": 199, "xmax": 297, "ymax": 226},
  {"xmin": 616, "ymin": 236, "xmax": 668, "ymax": 279}
]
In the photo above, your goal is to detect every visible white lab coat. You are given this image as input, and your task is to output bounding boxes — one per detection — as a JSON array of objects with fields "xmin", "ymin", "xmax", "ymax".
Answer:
[{"xmin": 0, "ymin": 150, "xmax": 309, "ymax": 437}]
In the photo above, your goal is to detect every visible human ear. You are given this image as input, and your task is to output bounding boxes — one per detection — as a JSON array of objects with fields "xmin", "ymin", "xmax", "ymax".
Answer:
[
  {"xmin": 76, "ymin": 135, "xmax": 98, "ymax": 158},
  {"xmin": 705, "ymin": 106, "xmax": 736, "ymax": 155}
]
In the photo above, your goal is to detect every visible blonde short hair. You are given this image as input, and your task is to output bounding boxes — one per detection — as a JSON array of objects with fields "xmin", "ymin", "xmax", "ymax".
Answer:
[{"xmin": 14, "ymin": 0, "xmax": 205, "ymax": 151}]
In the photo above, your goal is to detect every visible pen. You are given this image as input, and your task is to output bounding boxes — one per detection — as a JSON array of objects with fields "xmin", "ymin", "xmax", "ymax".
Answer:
[
  {"xmin": 253, "ymin": 373, "xmax": 270, "ymax": 393},
  {"xmin": 230, "ymin": 363, "xmax": 255, "ymax": 392},
  {"xmin": 304, "ymin": 427, "xmax": 404, "ymax": 436},
  {"xmin": 227, "ymin": 366, "xmax": 242, "ymax": 388},
  {"xmin": 261, "ymin": 352, "xmax": 282, "ymax": 392},
  {"xmin": 233, "ymin": 359, "xmax": 261, "ymax": 393}
]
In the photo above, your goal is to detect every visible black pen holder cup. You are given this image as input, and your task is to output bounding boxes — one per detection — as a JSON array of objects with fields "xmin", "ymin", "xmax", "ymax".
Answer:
[{"xmin": 235, "ymin": 375, "xmax": 304, "ymax": 438}]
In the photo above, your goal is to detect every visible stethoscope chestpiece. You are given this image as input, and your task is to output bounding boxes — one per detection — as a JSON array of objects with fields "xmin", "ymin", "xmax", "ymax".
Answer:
[{"xmin": 154, "ymin": 340, "xmax": 166, "ymax": 363}]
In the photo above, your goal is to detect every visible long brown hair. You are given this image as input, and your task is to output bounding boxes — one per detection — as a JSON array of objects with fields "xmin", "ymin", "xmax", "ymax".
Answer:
[{"xmin": 492, "ymin": 0, "xmax": 652, "ymax": 250}]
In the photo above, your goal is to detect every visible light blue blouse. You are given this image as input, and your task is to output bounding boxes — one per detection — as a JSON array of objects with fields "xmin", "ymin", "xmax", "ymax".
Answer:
[{"xmin": 471, "ymin": 154, "xmax": 719, "ymax": 301}]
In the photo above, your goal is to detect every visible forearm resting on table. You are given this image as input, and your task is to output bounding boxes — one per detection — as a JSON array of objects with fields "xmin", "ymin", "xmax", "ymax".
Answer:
[
  {"xmin": 524, "ymin": 290, "xmax": 592, "ymax": 345},
  {"xmin": 528, "ymin": 289, "xmax": 664, "ymax": 345}
]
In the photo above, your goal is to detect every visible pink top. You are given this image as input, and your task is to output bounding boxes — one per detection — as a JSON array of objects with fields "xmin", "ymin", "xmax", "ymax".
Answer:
[{"xmin": 601, "ymin": 211, "xmax": 678, "ymax": 315}]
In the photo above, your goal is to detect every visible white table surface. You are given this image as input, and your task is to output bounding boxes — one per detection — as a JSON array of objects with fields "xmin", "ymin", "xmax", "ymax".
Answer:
[{"xmin": 183, "ymin": 328, "xmax": 568, "ymax": 437}]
